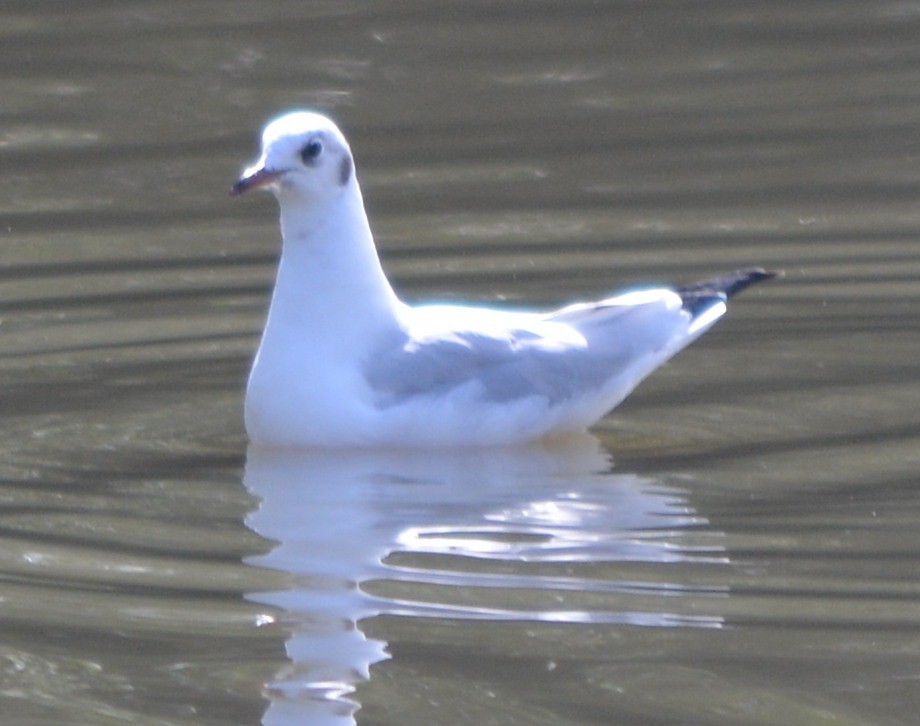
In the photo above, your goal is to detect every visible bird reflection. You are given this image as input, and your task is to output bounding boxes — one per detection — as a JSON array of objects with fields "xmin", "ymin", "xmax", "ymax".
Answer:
[{"xmin": 243, "ymin": 435, "xmax": 726, "ymax": 725}]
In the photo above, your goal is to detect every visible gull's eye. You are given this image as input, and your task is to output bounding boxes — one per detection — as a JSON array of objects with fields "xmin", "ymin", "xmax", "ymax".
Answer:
[{"xmin": 300, "ymin": 139, "xmax": 323, "ymax": 164}]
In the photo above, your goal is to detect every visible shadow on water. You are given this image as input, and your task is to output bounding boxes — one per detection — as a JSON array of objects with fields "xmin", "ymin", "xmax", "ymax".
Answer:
[{"xmin": 243, "ymin": 435, "xmax": 727, "ymax": 725}]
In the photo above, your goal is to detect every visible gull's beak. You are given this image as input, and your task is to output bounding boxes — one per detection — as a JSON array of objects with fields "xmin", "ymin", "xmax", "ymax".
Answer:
[{"xmin": 230, "ymin": 164, "xmax": 285, "ymax": 197}]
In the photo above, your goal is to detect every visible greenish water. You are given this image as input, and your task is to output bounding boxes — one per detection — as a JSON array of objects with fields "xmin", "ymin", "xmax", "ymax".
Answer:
[{"xmin": 2, "ymin": 2, "xmax": 919, "ymax": 724}]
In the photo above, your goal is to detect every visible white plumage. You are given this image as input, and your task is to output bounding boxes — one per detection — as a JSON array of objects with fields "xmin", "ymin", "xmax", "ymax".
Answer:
[{"xmin": 232, "ymin": 111, "xmax": 774, "ymax": 448}]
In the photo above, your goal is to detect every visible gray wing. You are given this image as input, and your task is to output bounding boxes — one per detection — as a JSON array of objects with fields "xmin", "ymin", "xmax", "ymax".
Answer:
[
  {"xmin": 365, "ymin": 330, "xmax": 600, "ymax": 407},
  {"xmin": 364, "ymin": 297, "xmax": 687, "ymax": 408}
]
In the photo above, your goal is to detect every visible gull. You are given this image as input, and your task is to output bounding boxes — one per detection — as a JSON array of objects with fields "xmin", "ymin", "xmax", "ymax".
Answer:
[{"xmin": 231, "ymin": 111, "xmax": 776, "ymax": 448}]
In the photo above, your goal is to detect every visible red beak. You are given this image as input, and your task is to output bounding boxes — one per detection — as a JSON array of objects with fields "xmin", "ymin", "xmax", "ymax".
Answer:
[{"xmin": 230, "ymin": 167, "xmax": 285, "ymax": 197}]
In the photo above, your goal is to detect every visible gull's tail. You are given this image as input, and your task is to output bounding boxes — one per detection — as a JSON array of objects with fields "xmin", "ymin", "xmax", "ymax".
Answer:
[{"xmin": 676, "ymin": 267, "xmax": 779, "ymax": 315}]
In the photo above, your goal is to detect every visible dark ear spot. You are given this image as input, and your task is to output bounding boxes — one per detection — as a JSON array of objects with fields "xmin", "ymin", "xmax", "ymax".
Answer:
[{"xmin": 339, "ymin": 155, "xmax": 352, "ymax": 186}]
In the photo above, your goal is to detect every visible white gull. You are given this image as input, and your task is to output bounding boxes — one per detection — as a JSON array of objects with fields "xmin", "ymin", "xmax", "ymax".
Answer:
[{"xmin": 231, "ymin": 111, "xmax": 775, "ymax": 448}]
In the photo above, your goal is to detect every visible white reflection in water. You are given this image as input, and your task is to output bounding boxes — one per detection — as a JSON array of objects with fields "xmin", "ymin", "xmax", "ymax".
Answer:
[{"xmin": 243, "ymin": 435, "xmax": 726, "ymax": 725}]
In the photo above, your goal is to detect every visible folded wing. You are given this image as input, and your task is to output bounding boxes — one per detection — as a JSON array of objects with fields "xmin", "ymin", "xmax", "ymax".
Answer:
[{"xmin": 365, "ymin": 289, "xmax": 695, "ymax": 409}]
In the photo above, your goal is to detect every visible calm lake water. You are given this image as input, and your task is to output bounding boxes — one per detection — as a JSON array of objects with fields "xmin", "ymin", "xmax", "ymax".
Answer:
[{"xmin": 2, "ymin": 2, "xmax": 920, "ymax": 724}]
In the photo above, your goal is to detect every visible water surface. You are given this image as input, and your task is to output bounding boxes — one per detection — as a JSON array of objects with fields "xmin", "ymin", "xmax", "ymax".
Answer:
[{"xmin": 2, "ymin": 2, "xmax": 919, "ymax": 724}]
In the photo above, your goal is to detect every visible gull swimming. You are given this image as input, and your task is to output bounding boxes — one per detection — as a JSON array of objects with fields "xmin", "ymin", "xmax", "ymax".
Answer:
[{"xmin": 231, "ymin": 111, "xmax": 775, "ymax": 448}]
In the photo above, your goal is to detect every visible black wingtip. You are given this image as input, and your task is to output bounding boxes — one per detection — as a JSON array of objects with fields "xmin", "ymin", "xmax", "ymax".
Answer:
[{"xmin": 676, "ymin": 267, "xmax": 780, "ymax": 313}]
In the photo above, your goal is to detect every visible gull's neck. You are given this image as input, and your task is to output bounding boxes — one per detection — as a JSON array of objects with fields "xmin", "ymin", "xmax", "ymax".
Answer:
[{"xmin": 263, "ymin": 183, "xmax": 404, "ymax": 356}]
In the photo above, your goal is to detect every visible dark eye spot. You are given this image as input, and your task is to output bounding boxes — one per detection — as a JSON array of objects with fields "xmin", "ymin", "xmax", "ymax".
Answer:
[{"xmin": 300, "ymin": 139, "xmax": 323, "ymax": 164}]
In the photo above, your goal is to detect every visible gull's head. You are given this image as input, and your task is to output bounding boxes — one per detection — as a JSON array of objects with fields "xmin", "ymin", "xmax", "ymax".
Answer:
[{"xmin": 230, "ymin": 111, "xmax": 355, "ymax": 203}]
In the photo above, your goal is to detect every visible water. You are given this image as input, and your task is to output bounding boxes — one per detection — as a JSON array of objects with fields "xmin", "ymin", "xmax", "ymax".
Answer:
[{"xmin": 2, "ymin": 2, "xmax": 919, "ymax": 724}]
